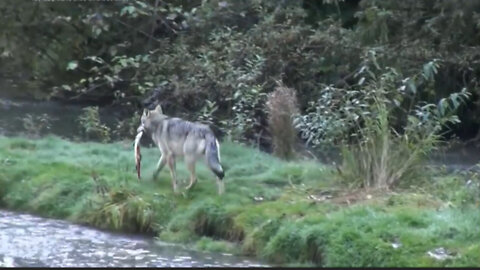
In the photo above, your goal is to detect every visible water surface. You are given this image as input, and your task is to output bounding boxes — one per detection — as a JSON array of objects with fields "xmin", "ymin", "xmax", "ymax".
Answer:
[{"xmin": 0, "ymin": 210, "xmax": 266, "ymax": 267}]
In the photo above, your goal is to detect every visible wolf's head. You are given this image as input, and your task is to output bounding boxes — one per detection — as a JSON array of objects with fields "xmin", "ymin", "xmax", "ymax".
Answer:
[{"xmin": 138, "ymin": 104, "xmax": 165, "ymax": 133}]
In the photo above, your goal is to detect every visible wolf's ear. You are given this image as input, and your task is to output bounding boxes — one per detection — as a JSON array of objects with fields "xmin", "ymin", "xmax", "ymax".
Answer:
[
  {"xmin": 154, "ymin": 104, "xmax": 163, "ymax": 114},
  {"xmin": 143, "ymin": 108, "xmax": 150, "ymax": 117}
]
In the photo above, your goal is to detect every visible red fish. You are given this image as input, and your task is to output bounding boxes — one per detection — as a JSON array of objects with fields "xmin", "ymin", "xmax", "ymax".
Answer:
[{"xmin": 134, "ymin": 131, "xmax": 143, "ymax": 181}]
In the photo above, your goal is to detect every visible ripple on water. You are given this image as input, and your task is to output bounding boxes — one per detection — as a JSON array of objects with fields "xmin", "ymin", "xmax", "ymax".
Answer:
[{"xmin": 0, "ymin": 210, "xmax": 267, "ymax": 267}]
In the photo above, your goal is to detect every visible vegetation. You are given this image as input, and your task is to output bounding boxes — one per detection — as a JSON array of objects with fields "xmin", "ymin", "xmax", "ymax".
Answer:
[
  {"xmin": 0, "ymin": 136, "xmax": 479, "ymax": 267},
  {"xmin": 21, "ymin": 113, "xmax": 54, "ymax": 139},
  {"xmin": 297, "ymin": 54, "xmax": 471, "ymax": 189},
  {"xmin": 2, "ymin": 0, "xmax": 480, "ymax": 146},
  {"xmin": 1, "ymin": 0, "xmax": 480, "ymax": 267},
  {"xmin": 78, "ymin": 106, "xmax": 111, "ymax": 142}
]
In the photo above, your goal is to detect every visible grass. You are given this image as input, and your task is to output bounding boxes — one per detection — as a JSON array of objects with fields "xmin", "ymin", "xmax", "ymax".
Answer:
[{"xmin": 0, "ymin": 135, "xmax": 479, "ymax": 267}]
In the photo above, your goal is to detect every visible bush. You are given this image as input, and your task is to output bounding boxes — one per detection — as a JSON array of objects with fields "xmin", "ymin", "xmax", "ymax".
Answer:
[
  {"xmin": 266, "ymin": 83, "xmax": 299, "ymax": 160},
  {"xmin": 296, "ymin": 51, "xmax": 470, "ymax": 189},
  {"xmin": 227, "ymin": 85, "xmax": 267, "ymax": 144},
  {"xmin": 21, "ymin": 113, "xmax": 53, "ymax": 138},
  {"xmin": 78, "ymin": 106, "xmax": 111, "ymax": 142},
  {"xmin": 338, "ymin": 99, "xmax": 426, "ymax": 189}
]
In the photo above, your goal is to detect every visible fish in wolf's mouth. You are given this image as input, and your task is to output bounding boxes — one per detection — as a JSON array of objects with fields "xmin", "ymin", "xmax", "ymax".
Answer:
[{"xmin": 134, "ymin": 130, "xmax": 144, "ymax": 180}]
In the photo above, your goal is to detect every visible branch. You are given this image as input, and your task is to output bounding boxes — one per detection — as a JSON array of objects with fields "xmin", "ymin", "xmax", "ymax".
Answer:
[{"xmin": 69, "ymin": 82, "xmax": 110, "ymax": 101}]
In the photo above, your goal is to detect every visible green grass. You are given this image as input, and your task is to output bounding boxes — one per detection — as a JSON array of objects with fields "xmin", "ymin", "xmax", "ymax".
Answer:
[{"xmin": 0, "ymin": 135, "xmax": 479, "ymax": 267}]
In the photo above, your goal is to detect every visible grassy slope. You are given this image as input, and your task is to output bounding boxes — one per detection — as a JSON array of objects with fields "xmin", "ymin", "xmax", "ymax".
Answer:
[{"xmin": 0, "ymin": 135, "xmax": 479, "ymax": 267}]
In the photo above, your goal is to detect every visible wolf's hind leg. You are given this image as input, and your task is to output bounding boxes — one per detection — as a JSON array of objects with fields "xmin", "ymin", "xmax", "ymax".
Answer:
[
  {"xmin": 166, "ymin": 154, "xmax": 178, "ymax": 193},
  {"xmin": 153, "ymin": 154, "xmax": 166, "ymax": 180},
  {"xmin": 185, "ymin": 158, "xmax": 197, "ymax": 190}
]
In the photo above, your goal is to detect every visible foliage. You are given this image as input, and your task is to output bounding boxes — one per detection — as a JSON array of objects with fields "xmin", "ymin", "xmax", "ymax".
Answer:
[
  {"xmin": 342, "ymin": 66, "xmax": 468, "ymax": 188},
  {"xmin": 21, "ymin": 113, "xmax": 54, "ymax": 138},
  {"xmin": 228, "ymin": 85, "xmax": 267, "ymax": 143},
  {"xmin": 296, "ymin": 51, "xmax": 470, "ymax": 188},
  {"xmin": 78, "ymin": 106, "xmax": 111, "ymax": 142},
  {"xmin": 3, "ymin": 1, "xmax": 480, "ymax": 266},
  {"xmin": 196, "ymin": 99, "xmax": 218, "ymax": 127},
  {"xmin": 3, "ymin": 0, "xmax": 480, "ymax": 146},
  {"xmin": 1, "ymin": 0, "xmax": 361, "ymax": 145}
]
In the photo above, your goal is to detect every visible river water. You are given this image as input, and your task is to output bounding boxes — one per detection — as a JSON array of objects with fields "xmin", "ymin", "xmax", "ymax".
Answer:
[{"xmin": 0, "ymin": 210, "xmax": 266, "ymax": 267}]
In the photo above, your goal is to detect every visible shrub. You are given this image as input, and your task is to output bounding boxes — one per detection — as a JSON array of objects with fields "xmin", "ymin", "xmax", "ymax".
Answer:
[
  {"xmin": 78, "ymin": 106, "xmax": 111, "ymax": 142},
  {"xmin": 266, "ymin": 83, "xmax": 299, "ymax": 160},
  {"xmin": 21, "ymin": 113, "xmax": 53, "ymax": 138},
  {"xmin": 227, "ymin": 85, "xmax": 267, "ymax": 143},
  {"xmin": 338, "ymin": 98, "xmax": 427, "ymax": 189},
  {"xmin": 296, "ymin": 51, "xmax": 470, "ymax": 189}
]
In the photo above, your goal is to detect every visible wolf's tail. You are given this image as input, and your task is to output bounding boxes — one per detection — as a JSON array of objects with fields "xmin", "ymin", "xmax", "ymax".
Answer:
[{"xmin": 205, "ymin": 133, "xmax": 224, "ymax": 179}]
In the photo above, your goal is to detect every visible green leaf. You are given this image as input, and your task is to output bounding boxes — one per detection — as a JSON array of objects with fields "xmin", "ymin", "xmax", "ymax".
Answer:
[
  {"xmin": 109, "ymin": 46, "xmax": 117, "ymax": 57},
  {"xmin": 407, "ymin": 78, "xmax": 416, "ymax": 94},
  {"xmin": 85, "ymin": 56, "xmax": 104, "ymax": 64},
  {"xmin": 66, "ymin": 61, "xmax": 78, "ymax": 71},
  {"xmin": 358, "ymin": 77, "xmax": 365, "ymax": 85},
  {"xmin": 93, "ymin": 27, "xmax": 102, "ymax": 37},
  {"xmin": 120, "ymin": 6, "xmax": 136, "ymax": 16},
  {"xmin": 119, "ymin": 59, "xmax": 128, "ymax": 67},
  {"xmin": 422, "ymin": 61, "xmax": 439, "ymax": 81},
  {"xmin": 135, "ymin": 1, "xmax": 148, "ymax": 8},
  {"xmin": 451, "ymin": 93, "xmax": 459, "ymax": 108},
  {"xmin": 234, "ymin": 90, "xmax": 241, "ymax": 99},
  {"xmin": 438, "ymin": 98, "xmax": 447, "ymax": 116}
]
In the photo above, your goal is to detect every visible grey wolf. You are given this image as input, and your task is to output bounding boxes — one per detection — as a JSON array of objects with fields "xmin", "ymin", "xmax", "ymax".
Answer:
[{"xmin": 136, "ymin": 105, "xmax": 225, "ymax": 194}]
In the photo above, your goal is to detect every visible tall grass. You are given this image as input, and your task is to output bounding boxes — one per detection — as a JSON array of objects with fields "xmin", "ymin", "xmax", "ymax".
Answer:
[
  {"xmin": 338, "ymin": 99, "xmax": 434, "ymax": 189},
  {"xmin": 335, "ymin": 59, "xmax": 470, "ymax": 189},
  {"xmin": 296, "ymin": 55, "xmax": 470, "ymax": 190}
]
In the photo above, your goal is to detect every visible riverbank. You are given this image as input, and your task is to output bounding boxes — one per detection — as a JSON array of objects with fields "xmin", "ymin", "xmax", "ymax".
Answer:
[{"xmin": 0, "ymin": 135, "xmax": 479, "ymax": 267}]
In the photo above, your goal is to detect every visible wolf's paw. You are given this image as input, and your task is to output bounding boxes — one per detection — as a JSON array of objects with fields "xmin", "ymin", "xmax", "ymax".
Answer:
[
  {"xmin": 217, "ymin": 180, "xmax": 225, "ymax": 195},
  {"xmin": 185, "ymin": 180, "xmax": 197, "ymax": 190}
]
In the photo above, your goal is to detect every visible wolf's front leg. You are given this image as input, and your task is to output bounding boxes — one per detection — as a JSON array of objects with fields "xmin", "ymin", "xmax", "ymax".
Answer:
[{"xmin": 153, "ymin": 154, "xmax": 166, "ymax": 181}]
